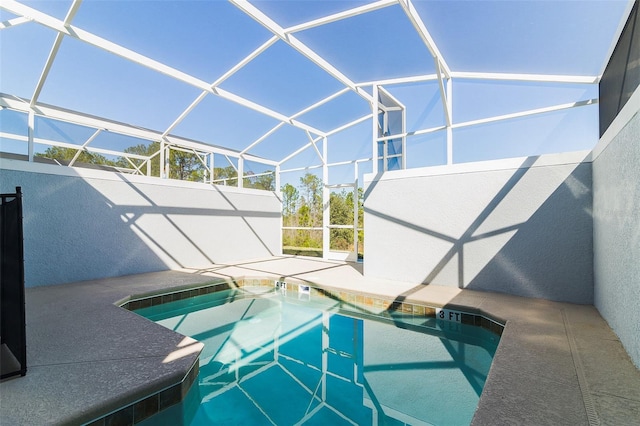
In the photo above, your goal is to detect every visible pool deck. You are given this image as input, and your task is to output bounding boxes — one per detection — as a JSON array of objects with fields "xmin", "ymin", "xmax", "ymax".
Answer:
[{"xmin": 1, "ymin": 256, "xmax": 639, "ymax": 425}]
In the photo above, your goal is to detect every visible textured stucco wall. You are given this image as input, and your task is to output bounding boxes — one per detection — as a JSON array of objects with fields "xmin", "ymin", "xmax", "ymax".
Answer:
[
  {"xmin": 364, "ymin": 153, "xmax": 594, "ymax": 304},
  {"xmin": 593, "ymin": 95, "xmax": 640, "ymax": 368},
  {"xmin": 0, "ymin": 161, "xmax": 281, "ymax": 287}
]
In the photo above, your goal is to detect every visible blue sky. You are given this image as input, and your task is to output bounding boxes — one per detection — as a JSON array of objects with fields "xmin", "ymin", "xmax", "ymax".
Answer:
[{"xmin": 0, "ymin": 0, "xmax": 632, "ymax": 187}]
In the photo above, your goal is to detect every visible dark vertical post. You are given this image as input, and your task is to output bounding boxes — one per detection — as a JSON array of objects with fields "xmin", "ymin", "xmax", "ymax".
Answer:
[{"xmin": 1, "ymin": 186, "xmax": 27, "ymax": 379}]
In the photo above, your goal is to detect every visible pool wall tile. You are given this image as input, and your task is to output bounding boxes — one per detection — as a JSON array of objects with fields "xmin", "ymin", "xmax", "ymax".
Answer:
[
  {"xmin": 490, "ymin": 321, "xmax": 504, "ymax": 336},
  {"xmin": 86, "ymin": 358, "xmax": 200, "ymax": 425},
  {"xmin": 182, "ymin": 362, "xmax": 199, "ymax": 398},
  {"xmin": 133, "ymin": 394, "xmax": 158, "ymax": 424},
  {"xmin": 461, "ymin": 313, "xmax": 475, "ymax": 325},
  {"xmin": 122, "ymin": 278, "xmax": 504, "ymax": 339},
  {"xmin": 159, "ymin": 384, "xmax": 182, "ymax": 411},
  {"xmin": 104, "ymin": 404, "xmax": 133, "ymax": 426}
]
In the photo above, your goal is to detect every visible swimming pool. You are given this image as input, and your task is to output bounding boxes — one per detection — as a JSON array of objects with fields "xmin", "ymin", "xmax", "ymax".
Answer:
[{"xmin": 134, "ymin": 286, "xmax": 500, "ymax": 425}]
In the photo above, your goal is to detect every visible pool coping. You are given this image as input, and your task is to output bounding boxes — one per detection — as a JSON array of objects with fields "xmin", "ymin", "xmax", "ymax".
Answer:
[
  {"xmin": 1, "ymin": 257, "xmax": 639, "ymax": 425},
  {"xmin": 120, "ymin": 276, "xmax": 505, "ymax": 336}
]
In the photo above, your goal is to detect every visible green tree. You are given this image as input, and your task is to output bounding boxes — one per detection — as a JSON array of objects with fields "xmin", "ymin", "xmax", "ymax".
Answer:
[
  {"xmin": 244, "ymin": 171, "xmax": 275, "ymax": 191},
  {"xmin": 171, "ymin": 150, "xmax": 205, "ymax": 181},
  {"xmin": 281, "ymin": 173, "xmax": 364, "ymax": 256},
  {"xmin": 37, "ymin": 146, "xmax": 113, "ymax": 166},
  {"xmin": 347, "ymin": 187, "xmax": 365, "ymax": 255},
  {"xmin": 281, "ymin": 183, "xmax": 299, "ymax": 226},
  {"xmin": 299, "ymin": 173, "xmax": 322, "ymax": 227},
  {"xmin": 345, "ymin": 186, "xmax": 364, "ymax": 228},
  {"xmin": 213, "ymin": 166, "xmax": 238, "ymax": 185},
  {"xmin": 298, "ymin": 204, "xmax": 311, "ymax": 228},
  {"xmin": 329, "ymin": 190, "xmax": 353, "ymax": 251},
  {"xmin": 117, "ymin": 141, "xmax": 160, "ymax": 176},
  {"xmin": 116, "ymin": 142, "xmax": 205, "ymax": 181}
]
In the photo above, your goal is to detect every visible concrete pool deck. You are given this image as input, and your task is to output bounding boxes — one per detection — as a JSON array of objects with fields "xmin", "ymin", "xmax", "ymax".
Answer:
[{"xmin": 1, "ymin": 256, "xmax": 639, "ymax": 425}]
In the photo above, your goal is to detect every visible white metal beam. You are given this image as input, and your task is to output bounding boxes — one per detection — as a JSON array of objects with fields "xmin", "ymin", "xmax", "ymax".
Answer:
[
  {"xmin": 451, "ymin": 72, "xmax": 599, "ymax": 84},
  {"xmin": 307, "ymin": 130, "xmax": 326, "ymax": 165},
  {"xmin": 280, "ymin": 157, "xmax": 372, "ymax": 174},
  {"xmin": 322, "ymin": 137, "xmax": 329, "ymax": 259},
  {"xmin": 123, "ymin": 156, "xmax": 146, "ymax": 175},
  {"xmin": 223, "ymin": 155, "xmax": 239, "ymax": 172},
  {"xmin": 211, "ymin": 36, "xmax": 279, "ymax": 88},
  {"xmin": 162, "ymin": 91, "xmax": 208, "ymax": 138},
  {"xmin": 213, "ymin": 87, "xmax": 324, "ymax": 135},
  {"xmin": 356, "ymin": 74, "xmax": 439, "ymax": 87},
  {"xmin": 452, "ymin": 98, "xmax": 598, "ymax": 129},
  {"xmin": 3, "ymin": 0, "xmax": 355, "ymax": 166},
  {"xmin": 163, "ymin": 139, "xmax": 276, "ymax": 167},
  {"xmin": 279, "ymin": 136, "xmax": 323, "ymax": 165},
  {"xmin": 162, "ymin": 36, "xmax": 279, "ymax": 138},
  {"xmin": 285, "ymin": 0, "xmax": 397, "ymax": 33},
  {"xmin": 230, "ymin": 0, "xmax": 373, "ymax": 104},
  {"xmin": 378, "ymin": 86, "xmax": 405, "ymax": 110},
  {"xmin": 2, "ymin": 1, "xmax": 324, "ymax": 141},
  {"xmin": 325, "ymin": 114, "xmax": 373, "ymax": 137},
  {"xmin": 27, "ymin": 109, "xmax": 34, "ymax": 161},
  {"xmin": 0, "ymin": 93, "xmax": 275, "ymax": 165},
  {"xmin": 289, "ymin": 87, "xmax": 351, "ymax": 121},
  {"xmin": 0, "ymin": 16, "xmax": 30, "ymax": 30},
  {"xmin": 397, "ymin": 0, "xmax": 451, "ymax": 77},
  {"xmin": 240, "ymin": 88, "xmax": 350, "ymax": 156},
  {"xmin": 68, "ymin": 128, "xmax": 102, "ymax": 167},
  {"xmin": 372, "ymin": 85, "xmax": 379, "ymax": 174},
  {"xmin": 240, "ymin": 122, "xmax": 286, "ymax": 155},
  {"xmin": 237, "ymin": 156, "xmax": 244, "ymax": 188},
  {"xmin": 397, "ymin": 0, "xmax": 452, "ymax": 139},
  {"xmin": 356, "ymin": 71, "xmax": 600, "ymax": 87},
  {"xmin": 1, "ymin": 93, "xmax": 153, "ymax": 141},
  {"xmin": 0, "ymin": 131, "xmax": 148, "ymax": 162},
  {"xmin": 375, "ymin": 125, "xmax": 446, "ymax": 142},
  {"xmin": 434, "ymin": 60, "xmax": 452, "ymax": 127},
  {"xmin": 0, "ymin": 1, "xmax": 212, "ymax": 91},
  {"xmin": 375, "ymin": 98, "xmax": 597, "ymax": 140},
  {"xmin": 31, "ymin": 0, "xmax": 82, "ymax": 107},
  {"xmin": 446, "ymin": 77, "xmax": 453, "ymax": 165},
  {"xmin": 279, "ymin": 164, "xmax": 322, "ymax": 173},
  {"xmin": 33, "ymin": 137, "xmax": 149, "ymax": 160}
]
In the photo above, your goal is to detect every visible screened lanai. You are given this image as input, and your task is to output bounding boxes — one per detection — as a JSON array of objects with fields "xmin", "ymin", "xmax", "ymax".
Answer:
[
  {"xmin": 2, "ymin": 1, "xmax": 640, "ymax": 424},
  {"xmin": 0, "ymin": 0, "xmax": 633, "ymax": 261}
]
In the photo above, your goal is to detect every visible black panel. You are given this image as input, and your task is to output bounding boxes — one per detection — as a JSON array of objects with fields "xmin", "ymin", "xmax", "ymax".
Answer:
[
  {"xmin": 1, "ymin": 187, "xmax": 27, "ymax": 380},
  {"xmin": 621, "ymin": 5, "xmax": 640, "ymax": 109},
  {"xmin": 600, "ymin": 1, "xmax": 640, "ymax": 136}
]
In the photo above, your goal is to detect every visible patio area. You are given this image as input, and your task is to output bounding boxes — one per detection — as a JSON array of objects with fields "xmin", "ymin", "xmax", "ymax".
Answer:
[
  {"xmin": 1, "ymin": 257, "xmax": 639, "ymax": 425},
  {"xmin": 1, "ymin": 1, "xmax": 639, "ymax": 425}
]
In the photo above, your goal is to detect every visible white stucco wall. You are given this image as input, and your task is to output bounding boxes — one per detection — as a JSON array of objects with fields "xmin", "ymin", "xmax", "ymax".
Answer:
[
  {"xmin": 0, "ymin": 160, "xmax": 282, "ymax": 287},
  {"xmin": 364, "ymin": 152, "xmax": 594, "ymax": 304},
  {"xmin": 592, "ymin": 87, "xmax": 640, "ymax": 368}
]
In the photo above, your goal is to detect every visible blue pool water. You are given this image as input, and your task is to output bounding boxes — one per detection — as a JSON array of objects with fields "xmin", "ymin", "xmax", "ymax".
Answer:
[{"xmin": 135, "ymin": 288, "xmax": 499, "ymax": 425}]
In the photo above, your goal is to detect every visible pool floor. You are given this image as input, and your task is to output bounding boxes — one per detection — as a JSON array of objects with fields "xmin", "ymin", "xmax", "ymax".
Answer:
[{"xmin": 136, "ymin": 289, "xmax": 499, "ymax": 425}]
